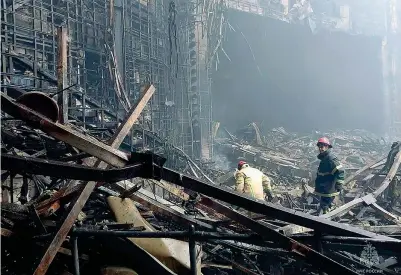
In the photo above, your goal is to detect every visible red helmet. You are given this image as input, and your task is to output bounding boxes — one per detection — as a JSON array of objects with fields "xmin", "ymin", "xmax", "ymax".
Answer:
[
  {"xmin": 238, "ymin": 160, "xmax": 247, "ymax": 170},
  {"xmin": 317, "ymin": 137, "xmax": 332, "ymax": 148}
]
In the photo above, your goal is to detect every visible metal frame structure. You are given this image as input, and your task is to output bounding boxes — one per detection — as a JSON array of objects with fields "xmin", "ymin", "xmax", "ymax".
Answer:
[
  {"xmin": 174, "ymin": 1, "xmax": 195, "ymax": 157},
  {"xmin": 1, "ymin": 0, "xmax": 215, "ymax": 159}
]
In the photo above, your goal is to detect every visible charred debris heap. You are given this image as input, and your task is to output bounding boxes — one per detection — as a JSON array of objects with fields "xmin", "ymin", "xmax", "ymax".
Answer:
[{"xmin": 1, "ymin": 89, "xmax": 401, "ymax": 275}]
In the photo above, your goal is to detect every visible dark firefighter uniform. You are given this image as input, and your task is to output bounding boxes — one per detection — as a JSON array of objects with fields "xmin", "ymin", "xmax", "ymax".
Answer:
[{"xmin": 314, "ymin": 149, "xmax": 345, "ymax": 214}]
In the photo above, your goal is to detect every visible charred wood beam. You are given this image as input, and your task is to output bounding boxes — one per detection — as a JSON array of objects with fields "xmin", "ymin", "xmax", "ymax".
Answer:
[
  {"xmin": 2, "ymin": 154, "xmax": 151, "ymax": 182},
  {"xmin": 34, "ymin": 184, "xmax": 84, "ymax": 215},
  {"xmin": 1, "ymin": 93, "xmax": 129, "ymax": 167}
]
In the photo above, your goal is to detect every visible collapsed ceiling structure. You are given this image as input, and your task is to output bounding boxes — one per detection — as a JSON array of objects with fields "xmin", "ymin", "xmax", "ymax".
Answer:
[{"xmin": 1, "ymin": 0, "xmax": 401, "ymax": 275}]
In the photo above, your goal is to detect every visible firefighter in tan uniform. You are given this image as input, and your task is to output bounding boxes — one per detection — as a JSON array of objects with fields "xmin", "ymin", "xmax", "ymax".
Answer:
[{"xmin": 235, "ymin": 161, "xmax": 274, "ymax": 201}]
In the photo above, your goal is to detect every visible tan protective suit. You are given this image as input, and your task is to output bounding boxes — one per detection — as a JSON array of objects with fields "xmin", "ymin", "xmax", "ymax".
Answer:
[{"xmin": 234, "ymin": 165, "xmax": 272, "ymax": 200}]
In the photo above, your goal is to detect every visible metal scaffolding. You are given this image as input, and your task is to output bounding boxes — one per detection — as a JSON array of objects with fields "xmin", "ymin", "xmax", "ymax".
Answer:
[{"xmin": 1, "ymin": 0, "xmax": 216, "ymax": 160}]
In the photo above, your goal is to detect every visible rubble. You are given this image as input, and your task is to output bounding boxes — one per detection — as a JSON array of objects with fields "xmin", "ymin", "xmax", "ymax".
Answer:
[
  {"xmin": 213, "ymin": 124, "xmax": 390, "ymax": 206},
  {"xmin": 2, "ymin": 93, "xmax": 401, "ymax": 275}
]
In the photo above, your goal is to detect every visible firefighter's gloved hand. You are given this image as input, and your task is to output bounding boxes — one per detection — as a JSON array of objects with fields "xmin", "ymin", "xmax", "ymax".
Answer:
[{"xmin": 335, "ymin": 183, "xmax": 342, "ymax": 192}]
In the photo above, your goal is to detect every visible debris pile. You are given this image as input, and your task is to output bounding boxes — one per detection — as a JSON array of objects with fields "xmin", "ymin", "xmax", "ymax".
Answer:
[
  {"xmin": 2, "ymin": 91, "xmax": 401, "ymax": 275},
  {"xmin": 214, "ymin": 124, "xmax": 388, "ymax": 190},
  {"xmin": 216, "ymin": 124, "xmax": 388, "ymax": 171}
]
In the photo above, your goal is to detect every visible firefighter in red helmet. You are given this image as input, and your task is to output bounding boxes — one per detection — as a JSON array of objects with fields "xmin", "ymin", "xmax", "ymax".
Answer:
[
  {"xmin": 235, "ymin": 161, "xmax": 274, "ymax": 202},
  {"xmin": 314, "ymin": 137, "xmax": 345, "ymax": 214}
]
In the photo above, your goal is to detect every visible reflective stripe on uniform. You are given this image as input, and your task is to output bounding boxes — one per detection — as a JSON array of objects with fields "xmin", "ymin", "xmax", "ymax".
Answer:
[
  {"xmin": 331, "ymin": 165, "xmax": 343, "ymax": 174},
  {"xmin": 336, "ymin": 179, "xmax": 345, "ymax": 184},
  {"xmin": 318, "ymin": 165, "xmax": 343, "ymax": 176},
  {"xmin": 317, "ymin": 171, "xmax": 331, "ymax": 176},
  {"xmin": 314, "ymin": 191, "xmax": 340, "ymax": 197}
]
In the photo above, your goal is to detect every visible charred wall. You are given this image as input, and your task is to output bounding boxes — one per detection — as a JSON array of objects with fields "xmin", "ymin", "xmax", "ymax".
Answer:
[{"xmin": 212, "ymin": 11, "xmax": 384, "ymax": 134}]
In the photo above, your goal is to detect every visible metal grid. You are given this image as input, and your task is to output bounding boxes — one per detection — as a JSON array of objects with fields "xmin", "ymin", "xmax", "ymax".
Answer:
[
  {"xmin": 174, "ymin": 0, "xmax": 195, "ymax": 157},
  {"xmin": 1, "ymin": 0, "xmax": 123, "ymax": 125},
  {"xmin": 1, "ymin": 0, "xmax": 175, "ymax": 148},
  {"xmin": 122, "ymin": 0, "xmax": 171, "ymax": 137},
  {"xmin": 1, "ymin": 0, "xmax": 216, "ymax": 160}
]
